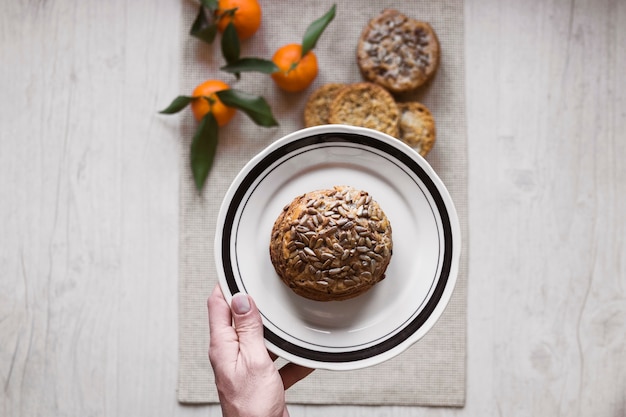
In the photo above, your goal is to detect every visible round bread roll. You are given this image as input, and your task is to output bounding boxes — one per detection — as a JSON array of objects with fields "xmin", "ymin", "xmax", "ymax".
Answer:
[
  {"xmin": 398, "ymin": 101, "xmax": 436, "ymax": 157},
  {"xmin": 304, "ymin": 83, "xmax": 346, "ymax": 127},
  {"xmin": 357, "ymin": 9, "xmax": 440, "ymax": 93},
  {"xmin": 328, "ymin": 82, "xmax": 399, "ymax": 137},
  {"xmin": 270, "ymin": 186, "xmax": 393, "ymax": 301}
]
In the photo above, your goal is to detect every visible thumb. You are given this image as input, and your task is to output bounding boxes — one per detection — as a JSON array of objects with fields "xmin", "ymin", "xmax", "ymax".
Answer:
[{"xmin": 230, "ymin": 293, "xmax": 266, "ymax": 351}]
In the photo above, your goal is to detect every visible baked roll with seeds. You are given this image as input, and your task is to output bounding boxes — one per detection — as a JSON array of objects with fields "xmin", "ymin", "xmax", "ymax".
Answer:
[
  {"xmin": 397, "ymin": 101, "xmax": 436, "ymax": 157},
  {"xmin": 304, "ymin": 83, "xmax": 346, "ymax": 127},
  {"xmin": 270, "ymin": 186, "xmax": 393, "ymax": 301},
  {"xmin": 328, "ymin": 82, "xmax": 399, "ymax": 137},
  {"xmin": 357, "ymin": 9, "xmax": 440, "ymax": 93}
]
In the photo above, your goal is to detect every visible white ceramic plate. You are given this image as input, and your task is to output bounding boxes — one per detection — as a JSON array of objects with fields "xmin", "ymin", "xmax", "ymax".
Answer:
[{"xmin": 214, "ymin": 125, "xmax": 461, "ymax": 371}]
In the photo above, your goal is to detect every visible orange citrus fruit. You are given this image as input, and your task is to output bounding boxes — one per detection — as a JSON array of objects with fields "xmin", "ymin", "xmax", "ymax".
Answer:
[
  {"xmin": 190, "ymin": 80, "xmax": 236, "ymax": 127},
  {"xmin": 215, "ymin": 0, "xmax": 262, "ymax": 41},
  {"xmin": 271, "ymin": 44, "xmax": 319, "ymax": 93}
]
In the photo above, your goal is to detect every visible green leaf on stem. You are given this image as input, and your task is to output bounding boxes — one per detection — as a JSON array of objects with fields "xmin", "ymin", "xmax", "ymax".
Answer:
[
  {"xmin": 190, "ymin": 112, "xmax": 219, "ymax": 191},
  {"xmin": 216, "ymin": 89, "xmax": 279, "ymax": 127},
  {"xmin": 159, "ymin": 95, "xmax": 194, "ymax": 114},
  {"xmin": 190, "ymin": 5, "xmax": 218, "ymax": 44},
  {"xmin": 199, "ymin": 0, "xmax": 218, "ymax": 10},
  {"xmin": 301, "ymin": 4, "xmax": 336, "ymax": 56},
  {"xmin": 220, "ymin": 57, "xmax": 279, "ymax": 74},
  {"xmin": 221, "ymin": 22, "xmax": 241, "ymax": 78}
]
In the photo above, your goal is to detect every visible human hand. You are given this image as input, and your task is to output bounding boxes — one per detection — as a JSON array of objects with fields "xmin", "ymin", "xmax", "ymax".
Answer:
[{"xmin": 208, "ymin": 284, "xmax": 314, "ymax": 417}]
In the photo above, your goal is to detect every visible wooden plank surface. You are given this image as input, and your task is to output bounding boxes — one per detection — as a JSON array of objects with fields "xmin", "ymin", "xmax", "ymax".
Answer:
[{"xmin": 1, "ymin": 0, "xmax": 624, "ymax": 416}]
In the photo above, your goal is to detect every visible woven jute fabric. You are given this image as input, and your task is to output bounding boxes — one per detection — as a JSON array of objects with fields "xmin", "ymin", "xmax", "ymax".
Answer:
[{"xmin": 177, "ymin": 0, "xmax": 467, "ymax": 406}]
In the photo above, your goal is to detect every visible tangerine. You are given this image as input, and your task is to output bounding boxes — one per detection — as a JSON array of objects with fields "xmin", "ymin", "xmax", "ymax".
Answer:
[
  {"xmin": 271, "ymin": 44, "xmax": 319, "ymax": 93},
  {"xmin": 190, "ymin": 80, "xmax": 236, "ymax": 127},
  {"xmin": 215, "ymin": 0, "xmax": 262, "ymax": 41}
]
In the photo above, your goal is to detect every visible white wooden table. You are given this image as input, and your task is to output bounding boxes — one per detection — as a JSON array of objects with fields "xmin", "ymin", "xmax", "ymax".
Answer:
[{"xmin": 1, "ymin": 1, "xmax": 624, "ymax": 416}]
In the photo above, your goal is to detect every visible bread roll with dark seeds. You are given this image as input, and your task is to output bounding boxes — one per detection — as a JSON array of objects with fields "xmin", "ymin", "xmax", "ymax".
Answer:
[
  {"xmin": 357, "ymin": 9, "xmax": 440, "ymax": 93},
  {"xmin": 270, "ymin": 186, "xmax": 393, "ymax": 301}
]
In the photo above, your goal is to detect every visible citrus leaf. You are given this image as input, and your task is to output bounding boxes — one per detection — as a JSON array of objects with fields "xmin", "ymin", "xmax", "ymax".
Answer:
[
  {"xmin": 200, "ymin": 0, "xmax": 218, "ymax": 11},
  {"xmin": 190, "ymin": 113, "xmax": 219, "ymax": 191},
  {"xmin": 220, "ymin": 57, "xmax": 279, "ymax": 74},
  {"xmin": 221, "ymin": 22, "xmax": 241, "ymax": 79},
  {"xmin": 301, "ymin": 4, "xmax": 336, "ymax": 56},
  {"xmin": 159, "ymin": 95, "xmax": 194, "ymax": 114},
  {"xmin": 216, "ymin": 89, "xmax": 279, "ymax": 127},
  {"xmin": 190, "ymin": 5, "xmax": 218, "ymax": 44}
]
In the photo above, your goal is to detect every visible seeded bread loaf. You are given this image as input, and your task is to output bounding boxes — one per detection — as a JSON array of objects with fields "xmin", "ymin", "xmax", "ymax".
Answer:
[
  {"xmin": 328, "ymin": 82, "xmax": 399, "ymax": 137},
  {"xmin": 357, "ymin": 9, "xmax": 440, "ymax": 93},
  {"xmin": 398, "ymin": 101, "xmax": 436, "ymax": 157},
  {"xmin": 269, "ymin": 186, "xmax": 393, "ymax": 301},
  {"xmin": 304, "ymin": 83, "xmax": 346, "ymax": 127}
]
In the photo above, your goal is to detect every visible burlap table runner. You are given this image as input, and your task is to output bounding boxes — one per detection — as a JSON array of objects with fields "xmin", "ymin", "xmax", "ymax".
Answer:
[{"xmin": 177, "ymin": 0, "xmax": 467, "ymax": 406}]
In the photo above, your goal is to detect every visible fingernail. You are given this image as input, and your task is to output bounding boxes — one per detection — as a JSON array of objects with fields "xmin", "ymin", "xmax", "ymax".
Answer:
[{"xmin": 232, "ymin": 293, "xmax": 250, "ymax": 315}]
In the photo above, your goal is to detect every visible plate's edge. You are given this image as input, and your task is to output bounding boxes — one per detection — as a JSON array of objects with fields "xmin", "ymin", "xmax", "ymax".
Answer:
[{"xmin": 213, "ymin": 124, "xmax": 462, "ymax": 371}]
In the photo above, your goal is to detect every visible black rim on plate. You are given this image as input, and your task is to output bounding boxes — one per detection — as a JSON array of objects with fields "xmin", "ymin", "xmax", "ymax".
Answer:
[{"xmin": 220, "ymin": 132, "xmax": 454, "ymax": 364}]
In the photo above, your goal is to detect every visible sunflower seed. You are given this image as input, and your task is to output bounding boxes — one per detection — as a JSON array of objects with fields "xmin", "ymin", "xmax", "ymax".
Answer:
[
  {"xmin": 354, "ymin": 225, "xmax": 368, "ymax": 234},
  {"xmin": 370, "ymin": 259, "xmax": 377, "ymax": 272},
  {"xmin": 371, "ymin": 252, "xmax": 384, "ymax": 262},
  {"xmin": 322, "ymin": 226, "xmax": 337, "ymax": 236},
  {"xmin": 321, "ymin": 252, "xmax": 335, "ymax": 261}
]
